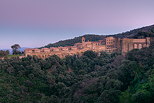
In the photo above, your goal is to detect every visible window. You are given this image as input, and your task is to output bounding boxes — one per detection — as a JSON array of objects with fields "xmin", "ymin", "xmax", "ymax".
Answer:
[
  {"xmin": 134, "ymin": 44, "xmax": 138, "ymax": 49},
  {"xmin": 139, "ymin": 44, "xmax": 142, "ymax": 49}
]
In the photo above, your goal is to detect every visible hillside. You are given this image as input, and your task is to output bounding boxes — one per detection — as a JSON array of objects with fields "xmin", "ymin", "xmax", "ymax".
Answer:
[
  {"xmin": 1, "ymin": 43, "xmax": 154, "ymax": 103},
  {"xmin": 1, "ymin": 25, "xmax": 154, "ymax": 103},
  {"xmin": 115, "ymin": 25, "xmax": 154, "ymax": 38},
  {"xmin": 43, "ymin": 25, "xmax": 154, "ymax": 48},
  {"xmin": 43, "ymin": 34, "xmax": 106, "ymax": 48}
]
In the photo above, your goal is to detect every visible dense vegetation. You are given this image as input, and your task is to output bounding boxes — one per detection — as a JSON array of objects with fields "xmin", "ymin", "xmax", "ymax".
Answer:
[
  {"xmin": 116, "ymin": 25, "xmax": 154, "ymax": 38},
  {"xmin": 1, "ymin": 25, "xmax": 154, "ymax": 103},
  {"xmin": 43, "ymin": 25, "xmax": 154, "ymax": 48},
  {"xmin": 0, "ymin": 50, "xmax": 9, "ymax": 57},
  {"xmin": 1, "ymin": 43, "xmax": 154, "ymax": 103},
  {"xmin": 11, "ymin": 44, "xmax": 23, "ymax": 55},
  {"xmin": 43, "ymin": 34, "xmax": 105, "ymax": 48},
  {"xmin": 0, "ymin": 50, "xmax": 22, "ymax": 59}
]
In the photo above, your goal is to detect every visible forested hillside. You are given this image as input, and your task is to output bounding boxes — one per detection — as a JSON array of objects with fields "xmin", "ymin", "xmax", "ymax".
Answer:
[
  {"xmin": 43, "ymin": 34, "xmax": 105, "ymax": 48},
  {"xmin": 1, "ymin": 43, "xmax": 154, "ymax": 103},
  {"xmin": 115, "ymin": 25, "xmax": 154, "ymax": 38},
  {"xmin": 43, "ymin": 25, "xmax": 154, "ymax": 48}
]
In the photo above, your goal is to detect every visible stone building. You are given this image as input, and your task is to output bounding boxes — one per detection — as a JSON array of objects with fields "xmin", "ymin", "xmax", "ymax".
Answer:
[
  {"xmin": 121, "ymin": 37, "xmax": 151, "ymax": 55},
  {"xmin": 104, "ymin": 36, "xmax": 151, "ymax": 55},
  {"xmin": 24, "ymin": 36, "xmax": 152, "ymax": 59}
]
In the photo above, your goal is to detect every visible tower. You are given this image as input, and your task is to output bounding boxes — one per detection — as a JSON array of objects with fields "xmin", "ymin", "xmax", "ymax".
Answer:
[
  {"xmin": 82, "ymin": 37, "xmax": 85, "ymax": 43},
  {"xmin": 146, "ymin": 37, "xmax": 151, "ymax": 47}
]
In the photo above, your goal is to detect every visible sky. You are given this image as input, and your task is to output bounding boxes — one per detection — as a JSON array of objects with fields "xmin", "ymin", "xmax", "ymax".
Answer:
[{"xmin": 0, "ymin": 0, "xmax": 154, "ymax": 49}]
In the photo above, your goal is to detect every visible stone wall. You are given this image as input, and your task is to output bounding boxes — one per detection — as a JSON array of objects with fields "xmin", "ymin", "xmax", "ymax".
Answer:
[{"xmin": 121, "ymin": 37, "xmax": 151, "ymax": 55}]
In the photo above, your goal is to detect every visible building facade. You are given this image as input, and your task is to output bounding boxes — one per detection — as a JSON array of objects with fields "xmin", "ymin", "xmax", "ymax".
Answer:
[{"xmin": 24, "ymin": 37, "xmax": 152, "ymax": 59}]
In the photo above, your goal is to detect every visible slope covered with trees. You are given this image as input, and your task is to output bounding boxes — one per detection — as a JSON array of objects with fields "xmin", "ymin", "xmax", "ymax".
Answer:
[
  {"xmin": 43, "ymin": 25, "xmax": 154, "ymax": 48},
  {"xmin": 43, "ymin": 34, "xmax": 105, "ymax": 48},
  {"xmin": 115, "ymin": 24, "xmax": 154, "ymax": 38},
  {"xmin": 1, "ymin": 43, "xmax": 154, "ymax": 103}
]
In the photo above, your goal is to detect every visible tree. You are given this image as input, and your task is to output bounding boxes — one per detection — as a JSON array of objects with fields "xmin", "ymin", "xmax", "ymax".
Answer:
[
  {"xmin": 11, "ymin": 44, "xmax": 21, "ymax": 55},
  {"xmin": 83, "ymin": 50, "xmax": 97, "ymax": 59},
  {"xmin": 97, "ymin": 90, "xmax": 121, "ymax": 103},
  {"xmin": 0, "ymin": 50, "xmax": 9, "ymax": 57}
]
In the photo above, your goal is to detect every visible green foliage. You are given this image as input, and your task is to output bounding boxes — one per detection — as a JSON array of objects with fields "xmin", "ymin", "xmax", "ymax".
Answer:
[
  {"xmin": 1, "ymin": 44, "xmax": 154, "ymax": 103},
  {"xmin": 116, "ymin": 25, "xmax": 154, "ymax": 38},
  {"xmin": 0, "ymin": 50, "xmax": 9, "ymax": 57},
  {"xmin": 42, "ymin": 25, "xmax": 154, "ymax": 48},
  {"xmin": 11, "ymin": 44, "xmax": 22, "ymax": 55},
  {"xmin": 119, "ymin": 45, "xmax": 154, "ymax": 103},
  {"xmin": 43, "ymin": 34, "xmax": 105, "ymax": 48},
  {"xmin": 83, "ymin": 50, "xmax": 97, "ymax": 59}
]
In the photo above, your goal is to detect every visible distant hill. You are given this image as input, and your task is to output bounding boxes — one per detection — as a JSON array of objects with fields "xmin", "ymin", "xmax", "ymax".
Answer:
[{"xmin": 43, "ymin": 25, "xmax": 154, "ymax": 48}]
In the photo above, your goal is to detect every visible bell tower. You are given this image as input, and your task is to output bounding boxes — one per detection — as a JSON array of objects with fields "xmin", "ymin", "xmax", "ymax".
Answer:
[{"xmin": 82, "ymin": 37, "xmax": 85, "ymax": 43}]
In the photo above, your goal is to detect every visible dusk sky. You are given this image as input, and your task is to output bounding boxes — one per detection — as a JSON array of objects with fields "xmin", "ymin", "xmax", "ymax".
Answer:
[{"xmin": 0, "ymin": 0, "xmax": 154, "ymax": 49}]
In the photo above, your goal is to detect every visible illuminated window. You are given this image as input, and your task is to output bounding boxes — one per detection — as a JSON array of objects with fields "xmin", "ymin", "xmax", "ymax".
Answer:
[
  {"xmin": 139, "ymin": 44, "xmax": 142, "ymax": 49},
  {"xmin": 134, "ymin": 44, "xmax": 138, "ymax": 49}
]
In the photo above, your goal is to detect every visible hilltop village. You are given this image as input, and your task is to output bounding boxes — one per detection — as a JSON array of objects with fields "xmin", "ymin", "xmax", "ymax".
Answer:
[{"xmin": 24, "ymin": 36, "xmax": 152, "ymax": 59}]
